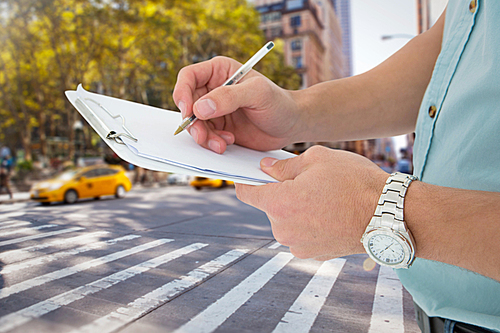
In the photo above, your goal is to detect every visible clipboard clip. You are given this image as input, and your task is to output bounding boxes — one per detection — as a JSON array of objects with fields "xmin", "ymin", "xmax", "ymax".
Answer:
[{"xmin": 75, "ymin": 96, "xmax": 138, "ymax": 145}]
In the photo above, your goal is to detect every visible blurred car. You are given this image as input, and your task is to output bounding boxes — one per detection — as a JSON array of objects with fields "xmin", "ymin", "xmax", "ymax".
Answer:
[
  {"xmin": 30, "ymin": 164, "xmax": 132, "ymax": 205},
  {"xmin": 190, "ymin": 177, "xmax": 234, "ymax": 190},
  {"xmin": 167, "ymin": 173, "xmax": 191, "ymax": 185}
]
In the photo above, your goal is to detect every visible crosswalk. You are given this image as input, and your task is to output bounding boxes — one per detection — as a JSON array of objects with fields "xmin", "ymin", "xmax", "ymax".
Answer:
[{"xmin": 0, "ymin": 221, "xmax": 419, "ymax": 333}]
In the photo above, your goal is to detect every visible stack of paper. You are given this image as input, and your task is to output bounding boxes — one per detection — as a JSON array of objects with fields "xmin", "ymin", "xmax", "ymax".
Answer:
[{"xmin": 65, "ymin": 85, "xmax": 295, "ymax": 185}]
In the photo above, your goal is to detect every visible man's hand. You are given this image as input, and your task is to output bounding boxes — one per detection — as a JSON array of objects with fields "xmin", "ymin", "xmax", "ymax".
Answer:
[
  {"xmin": 173, "ymin": 56, "xmax": 302, "ymax": 154},
  {"xmin": 235, "ymin": 146, "xmax": 388, "ymax": 260}
]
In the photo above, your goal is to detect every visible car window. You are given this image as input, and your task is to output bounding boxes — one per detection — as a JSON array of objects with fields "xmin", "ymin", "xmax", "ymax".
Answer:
[
  {"xmin": 82, "ymin": 169, "xmax": 100, "ymax": 178},
  {"xmin": 57, "ymin": 170, "xmax": 78, "ymax": 181},
  {"xmin": 98, "ymin": 168, "xmax": 118, "ymax": 176}
]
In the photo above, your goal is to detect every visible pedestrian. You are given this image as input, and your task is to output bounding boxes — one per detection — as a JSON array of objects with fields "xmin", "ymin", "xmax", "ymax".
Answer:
[
  {"xmin": 397, "ymin": 148, "xmax": 412, "ymax": 174},
  {"xmin": 0, "ymin": 155, "xmax": 13, "ymax": 199},
  {"xmin": 173, "ymin": 1, "xmax": 499, "ymax": 332}
]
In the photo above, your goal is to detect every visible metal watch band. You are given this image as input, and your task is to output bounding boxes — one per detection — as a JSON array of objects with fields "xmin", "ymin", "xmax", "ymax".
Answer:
[{"xmin": 368, "ymin": 172, "xmax": 418, "ymax": 233}]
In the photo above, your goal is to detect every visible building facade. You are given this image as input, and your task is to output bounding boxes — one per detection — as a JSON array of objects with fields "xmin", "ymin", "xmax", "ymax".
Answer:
[
  {"xmin": 333, "ymin": 0, "xmax": 353, "ymax": 77},
  {"xmin": 252, "ymin": 0, "xmax": 345, "ymax": 89}
]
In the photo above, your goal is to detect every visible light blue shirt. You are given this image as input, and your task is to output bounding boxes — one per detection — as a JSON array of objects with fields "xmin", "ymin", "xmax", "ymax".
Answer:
[{"xmin": 397, "ymin": 0, "xmax": 500, "ymax": 331}]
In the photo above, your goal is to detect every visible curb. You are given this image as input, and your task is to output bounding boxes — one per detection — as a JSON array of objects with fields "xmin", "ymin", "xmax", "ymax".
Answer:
[{"xmin": 0, "ymin": 193, "xmax": 31, "ymax": 205}]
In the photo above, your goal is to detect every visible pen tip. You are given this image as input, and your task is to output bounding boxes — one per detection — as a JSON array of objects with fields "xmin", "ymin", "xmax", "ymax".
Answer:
[{"xmin": 174, "ymin": 127, "xmax": 183, "ymax": 136}]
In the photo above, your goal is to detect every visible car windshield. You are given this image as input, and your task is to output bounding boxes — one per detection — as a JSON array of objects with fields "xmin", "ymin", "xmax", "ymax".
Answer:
[{"xmin": 56, "ymin": 170, "xmax": 78, "ymax": 181}]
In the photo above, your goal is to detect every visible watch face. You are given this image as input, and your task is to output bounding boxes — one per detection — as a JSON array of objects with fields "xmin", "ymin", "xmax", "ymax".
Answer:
[{"xmin": 368, "ymin": 234, "xmax": 405, "ymax": 265}]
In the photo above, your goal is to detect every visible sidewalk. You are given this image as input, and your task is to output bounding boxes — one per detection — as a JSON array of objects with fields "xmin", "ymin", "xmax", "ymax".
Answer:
[{"xmin": 0, "ymin": 192, "xmax": 31, "ymax": 204}]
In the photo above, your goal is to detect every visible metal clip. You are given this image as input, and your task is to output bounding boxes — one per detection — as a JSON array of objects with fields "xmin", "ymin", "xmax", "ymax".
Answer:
[{"xmin": 75, "ymin": 96, "xmax": 138, "ymax": 145}]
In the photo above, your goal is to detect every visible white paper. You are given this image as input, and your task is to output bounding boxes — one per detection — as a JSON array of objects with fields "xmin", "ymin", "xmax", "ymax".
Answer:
[{"xmin": 65, "ymin": 85, "xmax": 295, "ymax": 185}]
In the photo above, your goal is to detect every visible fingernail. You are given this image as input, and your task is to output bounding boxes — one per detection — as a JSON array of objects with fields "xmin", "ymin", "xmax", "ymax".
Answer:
[
  {"xmin": 261, "ymin": 158, "xmax": 278, "ymax": 167},
  {"xmin": 196, "ymin": 99, "xmax": 216, "ymax": 118},
  {"xmin": 189, "ymin": 127, "xmax": 198, "ymax": 142},
  {"xmin": 178, "ymin": 100, "xmax": 186, "ymax": 118},
  {"xmin": 208, "ymin": 140, "xmax": 221, "ymax": 154},
  {"xmin": 220, "ymin": 133, "xmax": 233, "ymax": 145}
]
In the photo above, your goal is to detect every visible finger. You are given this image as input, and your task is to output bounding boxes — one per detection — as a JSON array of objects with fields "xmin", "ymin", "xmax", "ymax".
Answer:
[
  {"xmin": 173, "ymin": 57, "xmax": 241, "ymax": 118},
  {"xmin": 173, "ymin": 64, "xmax": 208, "ymax": 117},
  {"xmin": 192, "ymin": 76, "xmax": 270, "ymax": 120},
  {"xmin": 260, "ymin": 154, "xmax": 305, "ymax": 182},
  {"xmin": 188, "ymin": 121, "xmax": 228, "ymax": 154},
  {"xmin": 214, "ymin": 130, "xmax": 235, "ymax": 145},
  {"xmin": 235, "ymin": 182, "xmax": 281, "ymax": 212}
]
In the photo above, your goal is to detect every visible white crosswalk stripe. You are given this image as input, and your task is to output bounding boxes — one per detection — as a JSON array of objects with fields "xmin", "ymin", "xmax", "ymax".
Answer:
[
  {"xmin": 69, "ymin": 248, "xmax": 249, "ymax": 333},
  {"xmin": 0, "ymin": 242, "xmax": 207, "ymax": 333},
  {"xmin": 0, "ymin": 227, "xmax": 85, "ymax": 247},
  {"xmin": 368, "ymin": 265, "xmax": 405, "ymax": 333},
  {"xmin": 0, "ymin": 227, "xmax": 416, "ymax": 333},
  {"xmin": 0, "ymin": 230, "xmax": 109, "ymax": 263},
  {"xmin": 272, "ymin": 258, "xmax": 346, "ymax": 333},
  {"xmin": 0, "ymin": 238, "xmax": 173, "ymax": 299},
  {"xmin": 0, "ymin": 221, "xmax": 31, "ymax": 230},
  {"xmin": 0, "ymin": 224, "xmax": 56, "ymax": 237},
  {"xmin": 174, "ymin": 252, "xmax": 295, "ymax": 333},
  {"xmin": 1, "ymin": 234, "xmax": 141, "ymax": 274},
  {"xmin": 0, "ymin": 211, "xmax": 25, "ymax": 221},
  {"xmin": 268, "ymin": 241, "xmax": 282, "ymax": 249}
]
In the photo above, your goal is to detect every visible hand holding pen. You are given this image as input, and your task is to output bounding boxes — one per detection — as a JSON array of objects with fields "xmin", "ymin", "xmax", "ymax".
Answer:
[
  {"xmin": 174, "ymin": 42, "xmax": 275, "ymax": 136},
  {"xmin": 173, "ymin": 41, "xmax": 301, "ymax": 154}
]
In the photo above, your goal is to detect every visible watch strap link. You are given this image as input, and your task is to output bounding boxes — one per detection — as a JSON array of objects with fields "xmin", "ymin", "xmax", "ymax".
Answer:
[{"xmin": 369, "ymin": 172, "xmax": 418, "ymax": 233}]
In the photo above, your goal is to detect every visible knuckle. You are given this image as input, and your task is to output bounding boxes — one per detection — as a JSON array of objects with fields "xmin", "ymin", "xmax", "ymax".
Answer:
[
  {"xmin": 304, "ymin": 145, "xmax": 327, "ymax": 158},
  {"xmin": 248, "ymin": 77, "xmax": 271, "ymax": 96},
  {"xmin": 176, "ymin": 65, "xmax": 191, "ymax": 81},
  {"xmin": 289, "ymin": 247, "xmax": 310, "ymax": 259},
  {"xmin": 210, "ymin": 55, "xmax": 230, "ymax": 64},
  {"xmin": 274, "ymin": 161, "xmax": 289, "ymax": 177},
  {"xmin": 271, "ymin": 225, "xmax": 292, "ymax": 246}
]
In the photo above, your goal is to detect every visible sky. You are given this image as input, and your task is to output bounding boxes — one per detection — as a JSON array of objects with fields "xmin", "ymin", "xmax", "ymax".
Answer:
[
  {"xmin": 349, "ymin": 0, "xmax": 446, "ymax": 155},
  {"xmin": 351, "ymin": 0, "xmax": 417, "ymax": 75}
]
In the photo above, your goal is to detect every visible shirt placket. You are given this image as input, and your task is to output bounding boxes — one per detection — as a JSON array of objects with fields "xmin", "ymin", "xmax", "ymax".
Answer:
[{"xmin": 413, "ymin": 0, "xmax": 480, "ymax": 180}]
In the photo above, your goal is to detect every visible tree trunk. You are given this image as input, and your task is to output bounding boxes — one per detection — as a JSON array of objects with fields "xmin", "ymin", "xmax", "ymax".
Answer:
[{"xmin": 38, "ymin": 111, "xmax": 47, "ymax": 158}]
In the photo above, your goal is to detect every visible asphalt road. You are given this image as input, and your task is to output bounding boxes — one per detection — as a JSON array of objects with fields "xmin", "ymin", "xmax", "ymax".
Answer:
[{"xmin": 0, "ymin": 185, "xmax": 420, "ymax": 333}]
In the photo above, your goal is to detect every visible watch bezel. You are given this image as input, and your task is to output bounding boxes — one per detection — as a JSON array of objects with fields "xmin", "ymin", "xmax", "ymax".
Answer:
[{"xmin": 362, "ymin": 227, "xmax": 415, "ymax": 269}]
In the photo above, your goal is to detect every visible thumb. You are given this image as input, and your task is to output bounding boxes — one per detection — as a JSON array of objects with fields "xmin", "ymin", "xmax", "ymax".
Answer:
[
  {"xmin": 193, "ymin": 77, "xmax": 269, "ymax": 120},
  {"xmin": 261, "ymin": 156, "xmax": 303, "ymax": 182}
]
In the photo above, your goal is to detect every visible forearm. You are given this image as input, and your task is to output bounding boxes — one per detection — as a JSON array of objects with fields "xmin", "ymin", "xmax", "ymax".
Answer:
[
  {"xmin": 405, "ymin": 181, "xmax": 500, "ymax": 281},
  {"xmin": 291, "ymin": 11, "xmax": 445, "ymax": 143}
]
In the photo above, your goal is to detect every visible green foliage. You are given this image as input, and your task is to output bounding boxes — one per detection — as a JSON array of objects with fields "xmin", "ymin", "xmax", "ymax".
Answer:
[
  {"xmin": 16, "ymin": 159, "xmax": 33, "ymax": 171},
  {"xmin": 0, "ymin": 0, "xmax": 300, "ymax": 161}
]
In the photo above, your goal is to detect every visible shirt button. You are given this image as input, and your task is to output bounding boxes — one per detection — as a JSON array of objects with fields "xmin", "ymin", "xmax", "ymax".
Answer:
[
  {"xmin": 428, "ymin": 105, "xmax": 437, "ymax": 118},
  {"xmin": 469, "ymin": 0, "xmax": 477, "ymax": 13}
]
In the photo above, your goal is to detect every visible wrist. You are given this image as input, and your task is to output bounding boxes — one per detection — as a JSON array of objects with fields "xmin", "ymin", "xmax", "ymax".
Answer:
[
  {"xmin": 287, "ymin": 89, "xmax": 314, "ymax": 143},
  {"xmin": 360, "ymin": 172, "xmax": 418, "ymax": 268}
]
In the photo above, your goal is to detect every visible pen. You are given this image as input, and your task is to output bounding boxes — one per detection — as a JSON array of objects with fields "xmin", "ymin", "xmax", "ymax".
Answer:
[{"xmin": 174, "ymin": 41, "xmax": 275, "ymax": 135}]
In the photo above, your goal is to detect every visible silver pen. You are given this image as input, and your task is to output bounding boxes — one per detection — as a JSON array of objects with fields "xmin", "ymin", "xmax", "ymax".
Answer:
[{"xmin": 174, "ymin": 41, "xmax": 275, "ymax": 135}]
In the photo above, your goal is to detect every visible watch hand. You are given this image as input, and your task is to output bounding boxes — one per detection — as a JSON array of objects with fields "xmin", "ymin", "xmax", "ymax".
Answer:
[{"xmin": 380, "ymin": 241, "xmax": 395, "ymax": 254}]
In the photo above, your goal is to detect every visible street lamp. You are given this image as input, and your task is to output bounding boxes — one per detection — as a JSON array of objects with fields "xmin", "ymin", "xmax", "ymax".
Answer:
[
  {"xmin": 381, "ymin": 33, "xmax": 416, "ymax": 41},
  {"xmin": 73, "ymin": 120, "xmax": 84, "ymax": 164}
]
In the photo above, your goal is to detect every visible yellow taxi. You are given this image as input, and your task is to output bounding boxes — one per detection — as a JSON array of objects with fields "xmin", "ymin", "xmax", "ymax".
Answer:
[
  {"xmin": 30, "ymin": 164, "xmax": 132, "ymax": 205},
  {"xmin": 190, "ymin": 177, "xmax": 234, "ymax": 190}
]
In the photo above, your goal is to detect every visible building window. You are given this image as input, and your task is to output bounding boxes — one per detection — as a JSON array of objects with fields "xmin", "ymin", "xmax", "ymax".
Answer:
[
  {"xmin": 298, "ymin": 73, "xmax": 304, "ymax": 87},
  {"xmin": 287, "ymin": 0, "xmax": 305, "ymax": 11},
  {"xmin": 261, "ymin": 11, "xmax": 282, "ymax": 23},
  {"xmin": 290, "ymin": 15, "xmax": 301, "ymax": 28},
  {"xmin": 292, "ymin": 56, "xmax": 303, "ymax": 69},
  {"xmin": 270, "ymin": 27, "xmax": 282, "ymax": 38},
  {"xmin": 291, "ymin": 39, "xmax": 302, "ymax": 51}
]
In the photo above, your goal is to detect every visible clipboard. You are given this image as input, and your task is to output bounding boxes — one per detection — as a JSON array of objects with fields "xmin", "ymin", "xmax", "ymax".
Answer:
[{"xmin": 65, "ymin": 84, "xmax": 296, "ymax": 185}]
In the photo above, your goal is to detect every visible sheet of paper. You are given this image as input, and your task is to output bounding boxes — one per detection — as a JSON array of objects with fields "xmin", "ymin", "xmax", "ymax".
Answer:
[{"xmin": 65, "ymin": 85, "xmax": 296, "ymax": 185}]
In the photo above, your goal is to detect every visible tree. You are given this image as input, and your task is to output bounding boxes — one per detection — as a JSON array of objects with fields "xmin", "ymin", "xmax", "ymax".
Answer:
[{"xmin": 0, "ymin": 0, "xmax": 300, "ymax": 163}]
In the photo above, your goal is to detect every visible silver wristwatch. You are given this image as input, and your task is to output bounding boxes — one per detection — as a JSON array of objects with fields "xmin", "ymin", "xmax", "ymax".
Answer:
[{"xmin": 361, "ymin": 172, "xmax": 418, "ymax": 269}]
